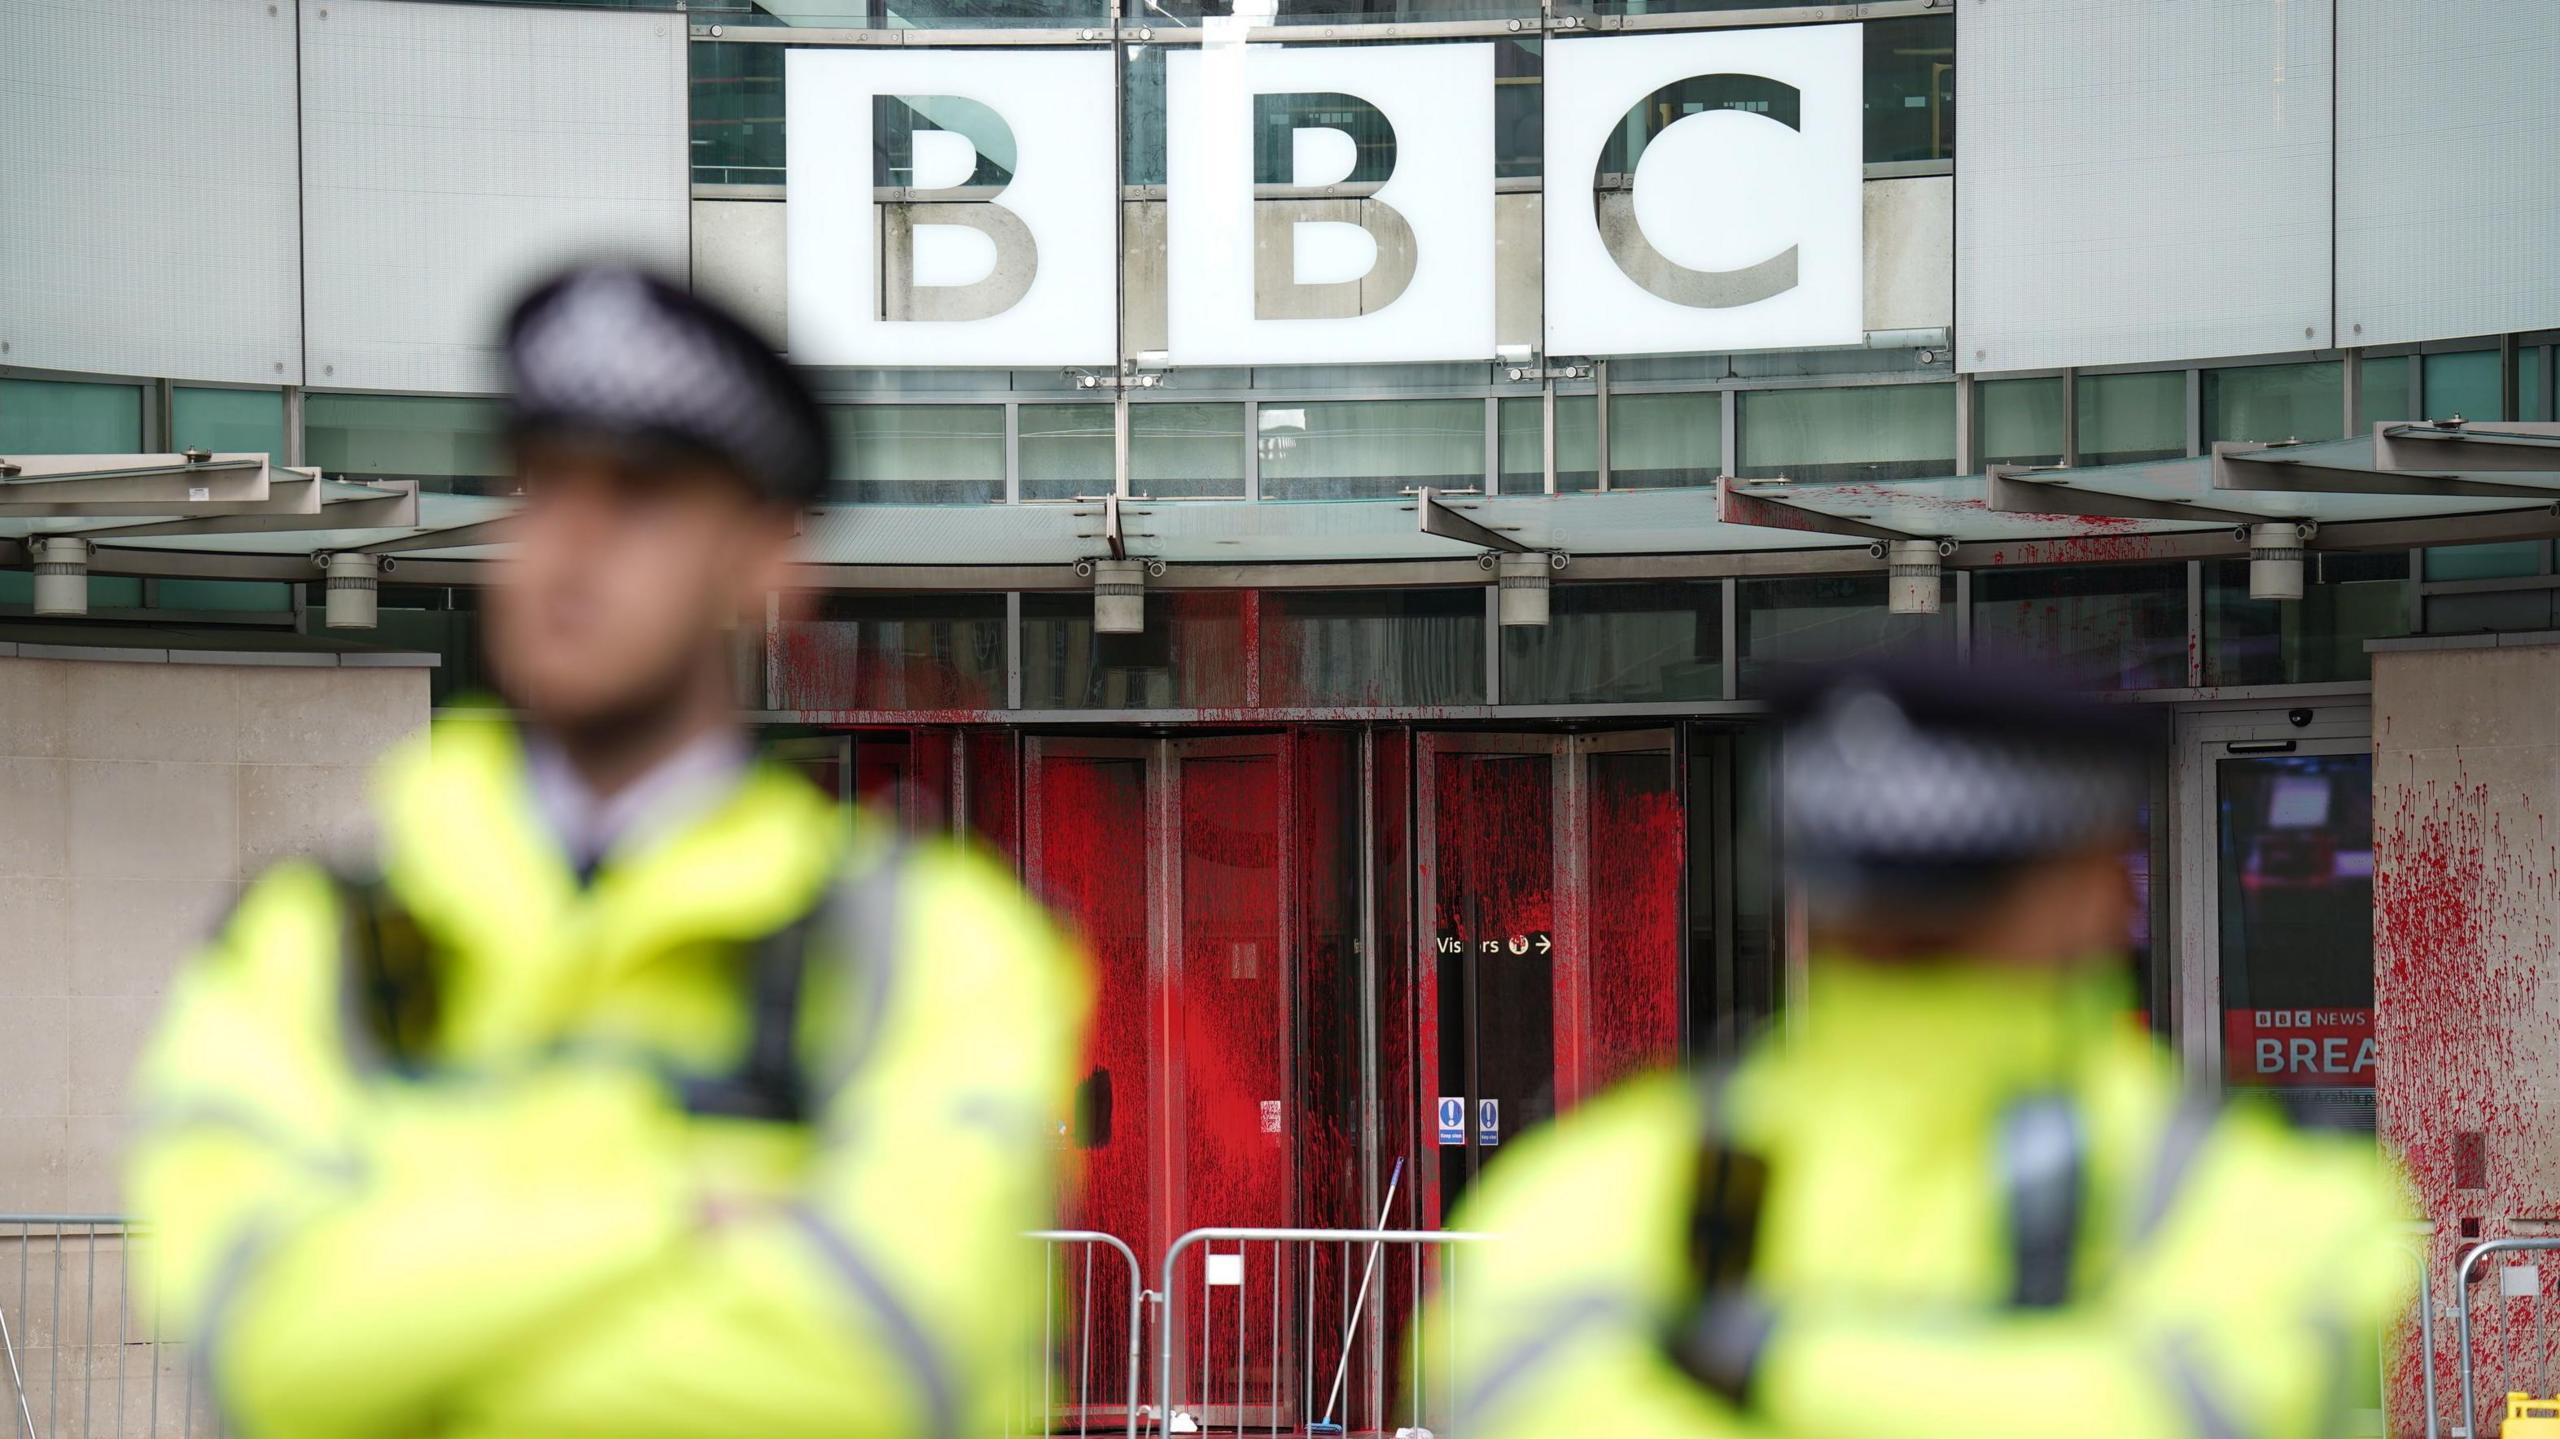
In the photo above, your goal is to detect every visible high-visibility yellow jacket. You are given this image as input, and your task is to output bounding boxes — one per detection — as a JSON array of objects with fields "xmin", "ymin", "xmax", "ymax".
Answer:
[
  {"xmin": 1433, "ymin": 955, "xmax": 2412, "ymax": 1439},
  {"xmin": 128, "ymin": 710, "xmax": 1090, "ymax": 1439}
]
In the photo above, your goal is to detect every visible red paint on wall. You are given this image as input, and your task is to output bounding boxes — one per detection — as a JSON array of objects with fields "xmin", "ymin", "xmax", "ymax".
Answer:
[
  {"xmin": 961, "ymin": 729, "xmax": 1022, "ymax": 863},
  {"xmin": 1586, "ymin": 752, "xmax": 1685, "ymax": 1092}
]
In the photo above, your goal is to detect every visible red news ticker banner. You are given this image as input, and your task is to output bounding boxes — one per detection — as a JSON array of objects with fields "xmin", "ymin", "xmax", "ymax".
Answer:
[{"xmin": 2222, "ymin": 1008, "xmax": 2376, "ymax": 1087}]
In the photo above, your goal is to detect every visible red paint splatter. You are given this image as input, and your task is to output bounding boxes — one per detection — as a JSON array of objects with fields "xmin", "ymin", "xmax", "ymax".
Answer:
[{"xmin": 1585, "ymin": 752, "xmax": 1683, "ymax": 1093}]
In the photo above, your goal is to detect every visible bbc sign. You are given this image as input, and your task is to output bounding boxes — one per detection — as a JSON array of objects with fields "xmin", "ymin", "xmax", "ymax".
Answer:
[{"xmin": 785, "ymin": 27, "xmax": 1862, "ymax": 368}]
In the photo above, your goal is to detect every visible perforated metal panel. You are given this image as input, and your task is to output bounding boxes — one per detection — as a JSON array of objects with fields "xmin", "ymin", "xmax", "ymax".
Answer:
[
  {"xmin": 299, "ymin": 1, "xmax": 688, "ymax": 395},
  {"xmin": 0, "ymin": 0, "xmax": 301, "ymax": 385},
  {"xmin": 2336, "ymin": 0, "xmax": 2560, "ymax": 349},
  {"xmin": 1957, "ymin": 0, "xmax": 2333, "ymax": 374}
]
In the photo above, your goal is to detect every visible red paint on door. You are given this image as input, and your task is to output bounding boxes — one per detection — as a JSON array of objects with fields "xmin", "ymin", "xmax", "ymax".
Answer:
[{"xmin": 1587, "ymin": 750, "xmax": 1684, "ymax": 1092}]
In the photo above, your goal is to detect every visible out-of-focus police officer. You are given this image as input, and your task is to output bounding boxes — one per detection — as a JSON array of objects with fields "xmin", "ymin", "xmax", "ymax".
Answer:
[
  {"xmin": 128, "ymin": 266, "xmax": 1089, "ymax": 1439},
  {"xmin": 1435, "ymin": 662, "xmax": 2408, "ymax": 1439}
]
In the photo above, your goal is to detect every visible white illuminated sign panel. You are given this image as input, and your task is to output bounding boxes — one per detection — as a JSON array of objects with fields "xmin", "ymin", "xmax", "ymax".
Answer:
[
  {"xmin": 1543, "ymin": 26, "xmax": 1865, "ymax": 358},
  {"xmin": 1165, "ymin": 41, "xmax": 1496, "ymax": 366},
  {"xmin": 786, "ymin": 49, "xmax": 1118, "ymax": 367}
]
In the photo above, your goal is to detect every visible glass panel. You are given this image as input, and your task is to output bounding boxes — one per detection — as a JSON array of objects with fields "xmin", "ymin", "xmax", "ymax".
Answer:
[
  {"xmin": 364, "ymin": 585, "xmax": 490, "ymax": 706},
  {"xmin": 1736, "ymin": 383, "xmax": 1955, "ymax": 482},
  {"xmin": 2202, "ymin": 361, "xmax": 2344, "ymax": 446},
  {"xmin": 2204, "ymin": 552, "xmax": 2409, "ymax": 686},
  {"xmin": 1019, "ymin": 403, "xmax": 1112, "ymax": 502},
  {"xmin": 1502, "ymin": 581, "xmax": 1721, "ymax": 704},
  {"xmin": 1586, "ymin": 747, "xmax": 1683, "ymax": 1089},
  {"xmin": 2077, "ymin": 371, "xmax": 2186, "ymax": 466},
  {"xmin": 1431, "ymin": 748, "xmax": 1555, "ymax": 1218},
  {"xmin": 688, "ymin": 42, "xmax": 783, "ymax": 186},
  {"xmin": 1020, "ymin": 591, "xmax": 1249, "ymax": 707},
  {"xmin": 687, "ymin": 0, "xmax": 1106, "ymax": 27},
  {"xmin": 828, "ymin": 405, "xmax": 1003, "ymax": 504},
  {"xmin": 2425, "ymin": 589, "xmax": 2558, "ymax": 634},
  {"xmin": 1734, "ymin": 574, "xmax": 1955, "ymax": 696},
  {"xmin": 1, "ymin": 571, "xmax": 140, "ymax": 611},
  {"xmin": 2525, "ymin": 347, "xmax": 2550, "ymax": 423},
  {"xmin": 1134, "ymin": 402, "xmax": 1246, "ymax": 499},
  {"xmin": 1607, "ymin": 392, "xmax": 1721, "ymax": 490},
  {"xmin": 2355, "ymin": 355, "xmax": 2413, "ymax": 429},
  {"xmin": 153, "ymin": 578, "xmax": 293, "ymax": 614},
  {"xmin": 2217, "ymin": 753, "xmax": 2376, "ymax": 1129},
  {"xmin": 0, "ymin": 377, "xmax": 144, "ymax": 453},
  {"xmin": 1497, "ymin": 396, "xmax": 1596, "ymax": 493},
  {"xmin": 2424, "ymin": 540, "xmax": 2546, "ymax": 582},
  {"xmin": 1977, "ymin": 376, "xmax": 2063, "ymax": 468},
  {"xmin": 1259, "ymin": 399, "xmax": 1484, "ymax": 501},
  {"xmin": 1863, "ymin": 16, "xmax": 1956, "ymax": 165},
  {"xmin": 171, "ymin": 389, "xmax": 286, "ymax": 457},
  {"xmin": 2423, "ymin": 349, "xmax": 2503, "ymax": 423},
  {"xmin": 1260, "ymin": 588, "xmax": 1482, "ymax": 707},
  {"xmin": 305, "ymin": 393, "xmax": 509, "ymax": 494},
  {"xmin": 1972, "ymin": 563, "xmax": 2188, "ymax": 690},
  {"xmin": 1495, "ymin": 37, "xmax": 1542, "ymax": 181},
  {"xmin": 772, "ymin": 592, "xmax": 1007, "ymax": 710}
]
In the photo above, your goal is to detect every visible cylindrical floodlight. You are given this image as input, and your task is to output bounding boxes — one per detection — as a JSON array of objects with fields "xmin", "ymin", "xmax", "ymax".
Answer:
[
  {"xmin": 1092, "ymin": 557, "xmax": 1146, "ymax": 635},
  {"xmin": 31, "ymin": 536, "xmax": 90, "ymax": 617},
  {"xmin": 323, "ymin": 551, "xmax": 383, "ymax": 629},
  {"xmin": 1885, "ymin": 538, "xmax": 1944, "ymax": 616},
  {"xmin": 2247, "ymin": 522, "xmax": 2307, "ymax": 601},
  {"xmin": 1497, "ymin": 552, "xmax": 1551, "ymax": 628}
]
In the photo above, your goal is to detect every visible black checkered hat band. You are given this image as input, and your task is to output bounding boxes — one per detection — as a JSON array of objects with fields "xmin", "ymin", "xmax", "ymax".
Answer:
[
  {"xmin": 1782, "ymin": 687, "xmax": 2140, "ymax": 865},
  {"xmin": 506, "ymin": 268, "xmax": 825, "ymax": 504}
]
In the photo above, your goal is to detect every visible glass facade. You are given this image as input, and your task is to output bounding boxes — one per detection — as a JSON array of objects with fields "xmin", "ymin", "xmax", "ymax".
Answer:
[
  {"xmin": 1021, "ymin": 590, "xmax": 1247, "ymax": 707},
  {"xmin": 1734, "ymin": 573, "xmax": 1955, "ymax": 695},
  {"xmin": 2356, "ymin": 355, "xmax": 2413, "ymax": 429},
  {"xmin": 773, "ymin": 592, "xmax": 1007, "ymax": 710},
  {"xmin": 2202, "ymin": 362, "xmax": 2343, "ymax": 446},
  {"xmin": 1503, "ymin": 581, "xmax": 1721, "ymax": 704},
  {"xmin": 1972, "ymin": 562, "xmax": 2187, "ymax": 691},
  {"xmin": 829, "ymin": 405, "xmax": 1004, "ymax": 504},
  {"xmin": 2423, "ymin": 350, "xmax": 2503, "ymax": 422},
  {"xmin": 1977, "ymin": 376, "xmax": 2063, "ymax": 468},
  {"xmin": 0, "ymin": 377, "xmax": 143, "ymax": 453},
  {"xmin": 1137, "ymin": 403, "xmax": 1248, "ymax": 499},
  {"xmin": 305, "ymin": 393, "xmax": 509, "ymax": 494},
  {"xmin": 1260, "ymin": 399, "xmax": 1482, "ymax": 501},
  {"xmin": 1736, "ymin": 383, "xmax": 1955, "ymax": 482},
  {"xmin": 1260, "ymin": 588, "xmax": 1482, "ymax": 707},
  {"xmin": 2204, "ymin": 552, "xmax": 2408, "ymax": 686},
  {"xmin": 171, "ymin": 388, "xmax": 286, "ymax": 457},
  {"xmin": 2078, "ymin": 371, "xmax": 2185, "ymax": 466},
  {"xmin": 1607, "ymin": 392, "xmax": 1722, "ymax": 490},
  {"xmin": 1019, "ymin": 404, "xmax": 1111, "ymax": 502},
  {"xmin": 1499, "ymin": 396, "xmax": 1596, "ymax": 494}
]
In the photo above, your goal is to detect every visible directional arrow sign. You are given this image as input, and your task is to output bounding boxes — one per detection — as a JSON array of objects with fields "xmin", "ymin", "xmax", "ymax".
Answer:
[{"xmin": 1535, "ymin": 931, "xmax": 1553, "ymax": 956}]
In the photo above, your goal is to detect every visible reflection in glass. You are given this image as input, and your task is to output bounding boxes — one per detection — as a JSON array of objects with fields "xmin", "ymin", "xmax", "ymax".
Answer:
[
  {"xmin": 689, "ymin": 42, "xmax": 783, "ymax": 186},
  {"xmin": 1977, "ymin": 376, "xmax": 2063, "ymax": 468},
  {"xmin": 1734, "ymin": 574, "xmax": 1954, "ymax": 696},
  {"xmin": 1021, "ymin": 591, "xmax": 1247, "ymax": 707},
  {"xmin": 0, "ymin": 377, "xmax": 144, "ymax": 454},
  {"xmin": 2424, "ymin": 540, "xmax": 2548, "ymax": 583},
  {"xmin": 772, "ymin": 592, "xmax": 1007, "ymax": 711},
  {"xmin": 1020, "ymin": 403, "xmax": 1112, "ymax": 502},
  {"xmin": 306, "ymin": 393, "xmax": 509, "ymax": 494},
  {"xmin": 2077, "ymin": 371, "xmax": 2186, "ymax": 466},
  {"xmin": 1136, "ymin": 402, "xmax": 1247, "ymax": 499},
  {"xmin": 2204, "ymin": 552, "xmax": 2408, "ymax": 686},
  {"xmin": 2422, "ymin": 350, "xmax": 2502, "ymax": 423},
  {"xmin": 1863, "ymin": 16, "xmax": 1956, "ymax": 165},
  {"xmin": 2354, "ymin": 355, "xmax": 2413, "ymax": 429},
  {"xmin": 828, "ymin": 405, "xmax": 1004, "ymax": 503},
  {"xmin": 2202, "ymin": 362, "xmax": 2343, "ymax": 446},
  {"xmin": 1502, "ymin": 582, "xmax": 1721, "ymax": 704},
  {"xmin": 1260, "ymin": 399, "xmax": 1483, "ymax": 500},
  {"xmin": 2216, "ymin": 753, "xmax": 2376, "ymax": 1128},
  {"xmin": 1498, "ymin": 396, "xmax": 1595, "ymax": 493},
  {"xmin": 1736, "ymin": 383, "xmax": 1955, "ymax": 482},
  {"xmin": 1970, "ymin": 563, "xmax": 2187, "ymax": 691},
  {"xmin": 172, "ymin": 388, "xmax": 287, "ymax": 457},
  {"xmin": 1261, "ymin": 588, "xmax": 1483, "ymax": 706},
  {"xmin": 1608, "ymin": 392, "xmax": 1722, "ymax": 489},
  {"xmin": 685, "ymin": 0, "xmax": 1105, "ymax": 27}
]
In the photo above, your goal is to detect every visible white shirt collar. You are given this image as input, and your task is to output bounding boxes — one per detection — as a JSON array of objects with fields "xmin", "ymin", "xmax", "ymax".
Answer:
[{"xmin": 523, "ymin": 726, "xmax": 750, "ymax": 873}]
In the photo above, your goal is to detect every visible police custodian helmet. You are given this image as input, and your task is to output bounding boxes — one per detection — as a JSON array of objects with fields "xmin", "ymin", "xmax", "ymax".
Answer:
[
  {"xmin": 503, "ymin": 265, "xmax": 828, "ymax": 507},
  {"xmin": 1773, "ymin": 660, "xmax": 2150, "ymax": 912}
]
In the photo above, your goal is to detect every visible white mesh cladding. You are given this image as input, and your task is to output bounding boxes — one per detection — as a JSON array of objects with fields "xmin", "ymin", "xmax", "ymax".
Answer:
[
  {"xmin": 299, "ymin": 1, "xmax": 688, "ymax": 395},
  {"xmin": 1956, "ymin": 0, "xmax": 2333, "ymax": 374},
  {"xmin": 2336, "ymin": 0, "xmax": 2560, "ymax": 349},
  {"xmin": 0, "ymin": 0, "xmax": 301, "ymax": 385}
]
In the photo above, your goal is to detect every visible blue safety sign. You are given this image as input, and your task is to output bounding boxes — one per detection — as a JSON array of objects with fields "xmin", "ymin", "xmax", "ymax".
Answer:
[
  {"xmin": 1436, "ymin": 1097, "xmax": 1466, "ymax": 1146},
  {"xmin": 1478, "ymin": 1097, "xmax": 1500, "ymax": 1147}
]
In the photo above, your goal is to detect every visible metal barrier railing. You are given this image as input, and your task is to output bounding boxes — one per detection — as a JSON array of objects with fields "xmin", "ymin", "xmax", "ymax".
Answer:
[
  {"xmin": 2456, "ymin": 1236, "xmax": 2560, "ymax": 1439},
  {"xmin": 1017, "ymin": 1229, "xmax": 1149, "ymax": 1439},
  {"xmin": 0, "ymin": 1216, "xmax": 222, "ymax": 1439},
  {"xmin": 1153, "ymin": 1226, "xmax": 1492, "ymax": 1439}
]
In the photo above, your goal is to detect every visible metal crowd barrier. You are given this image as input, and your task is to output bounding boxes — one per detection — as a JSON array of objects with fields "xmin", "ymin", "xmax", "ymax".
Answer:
[
  {"xmin": 1015, "ymin": 1230, "xmax": 1149, "ymax": 1439},
  {"xmin": 0, "ymin": 1216, "xmax": 221, "ymax": 1439},
  {"xmin": 1154, "ymin": 1226, "xmax": 1493, "ymax": 1439},
  {"xmin": 2456, "ymin": 1236, "xmax": 2560, "ymax": 1439}
]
